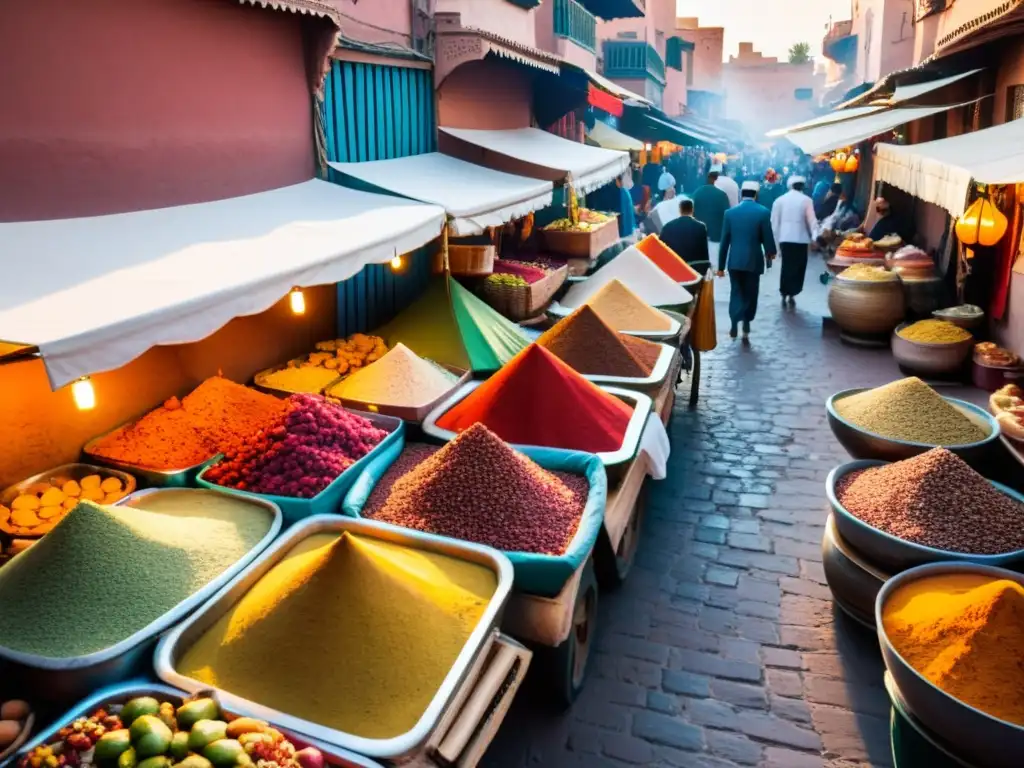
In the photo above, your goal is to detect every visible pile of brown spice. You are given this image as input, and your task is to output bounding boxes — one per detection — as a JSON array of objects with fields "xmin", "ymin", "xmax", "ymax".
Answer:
[
  {"xmin": 91, "ymin": 377, "xmax": 289, "ymax": 470},
  {"xmin": 537, "ymin": 305, "xmax": 662, "ymax": 377},
  {"xmin": 836, "ymin": 448, "xmax": 1024, "ymax": 554}
]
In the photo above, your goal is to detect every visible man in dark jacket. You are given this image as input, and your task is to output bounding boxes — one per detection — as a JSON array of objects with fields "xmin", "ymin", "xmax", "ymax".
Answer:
[
  {"xmin": 717, "ymin": 182, "xmax": 777, "ymax": 341},
  {"xmin": 660, "ymin": 198, "xmax": 709, "ymax": 264},
  {"xmin": 692, "ymin": 171, "xmax": 731, "ymax": 256}
]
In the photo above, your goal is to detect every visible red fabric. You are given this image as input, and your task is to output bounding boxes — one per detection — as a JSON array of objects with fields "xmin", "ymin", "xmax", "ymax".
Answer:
[
  {"xmin": 992, "ymin": 193, "xmax": 1021, "ymax": 320},
  {"xmin": 435, "ymin": 344, "xmax": 633, "ymax": 452},
  {"xmin": 588, "ymin": 84, "xmax": 624, "ymax": 118}
]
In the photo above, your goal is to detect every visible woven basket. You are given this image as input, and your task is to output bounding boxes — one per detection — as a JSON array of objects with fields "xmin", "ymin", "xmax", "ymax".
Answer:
[
  {"xmin": 432, "ymin": 244, "xmax": 496, "ymax": 276},
  {"xmin": 482, "ymin": 265, "xmax": 568, "ymax": 321},
  {"xmin": 540, "ymin": 217, "xmax": 619, "ymax": 258}
]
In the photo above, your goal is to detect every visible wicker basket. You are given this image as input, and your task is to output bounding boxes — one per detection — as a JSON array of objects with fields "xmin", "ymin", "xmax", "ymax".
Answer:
[
  {"xmin": 481, "ymin": 264, "xmax": 569, "ymax": 321},
  {"xmin": 432, "ymin": 244, "xmax": 496, "ymax": 276},
  {"xmin": 540, "ymin": 217, "xmax": 619, "ymax": 258}
]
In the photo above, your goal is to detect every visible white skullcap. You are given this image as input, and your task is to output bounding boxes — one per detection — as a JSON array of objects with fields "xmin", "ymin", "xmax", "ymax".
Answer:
[
  {"xmin": 787, "ymin": 175, "xmax": 806, "ymax": 188},
  {"xmin": 710, "ymin": 164, "xmax": 724, "ymax": 173},
  {"xmin": 741, "ymin": 181, "xmax": 760, "ymax": 193},
  {"xmin": 658, "ymin": 171, "xmax": 677, "ymax": 191}
]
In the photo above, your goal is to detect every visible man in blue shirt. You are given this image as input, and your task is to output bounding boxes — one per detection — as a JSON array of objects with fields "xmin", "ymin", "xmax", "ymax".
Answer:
[{"xmin": 717, "ymin": 181, "xmax": 777, "ymax": 341}]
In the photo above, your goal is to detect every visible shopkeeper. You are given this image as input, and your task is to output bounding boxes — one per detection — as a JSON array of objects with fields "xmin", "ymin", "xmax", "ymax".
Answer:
[{"xmin": 865, "ymin": 197, "xmax": 913, "ymax": 242}]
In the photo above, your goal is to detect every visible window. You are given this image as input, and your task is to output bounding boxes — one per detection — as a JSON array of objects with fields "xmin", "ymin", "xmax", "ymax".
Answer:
[
  {"xmin": 618, "ymin": 32, "xmax": 638, "ymax": 39},
  {"xmin": 685, "ymin": 51, "xmax": 694, "ymax": 86},
  {"xmin": 1007, "ymin": 85, "xmax": 1024, "ymax": 122},
  {"xmin": 794, "ymin": 88, "xmax": 813, "ymax": 101}
]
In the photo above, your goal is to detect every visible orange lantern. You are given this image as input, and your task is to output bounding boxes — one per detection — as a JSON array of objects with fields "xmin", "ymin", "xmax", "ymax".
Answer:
[
  {"xmin": 844, "ymin": 154, "xmax": 860, "ymax": 173},
  {"xmin": 956, "ymin": 195, "xmax": 1008, "ymax": 253},
  {"xmin": 830, "ymin": 151, "xmax": 847, "ymax": 173}
]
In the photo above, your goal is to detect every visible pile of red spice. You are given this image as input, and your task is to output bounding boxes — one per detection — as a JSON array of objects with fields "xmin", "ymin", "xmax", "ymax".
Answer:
[
  {"xmin": 91, "ymin": 376, "xmax": 289, "ymax": 470},
  {"xmin": 537, "ymin": 305, "xmax": 662, "ymax": 377},
  {"xmin": 364, "ymin": 425, "xmax": 588, "ymax": 554},
  {"xmin": 435, "ymin": 344, "xmax": 633, "ymax": 452}
]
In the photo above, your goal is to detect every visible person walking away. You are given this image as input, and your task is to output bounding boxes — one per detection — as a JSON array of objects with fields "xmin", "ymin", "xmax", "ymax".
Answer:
[
  {"xmin": 771, "ymin": 176, "xmax": 817, "ymax": 305},
  {"xmin": 714, "ymin": 164, "xmax": 740, "ymax": 208},
  {"xmin": 814, "ymin": 182, "xmax": 843, "ymax": 220},
  {"xmin": 693, "ymin": 172, "xmax": 730, "ymax": 263},
  {"xmin": 717, "ymin": 181, "xmax": 777, "ymax": 341},
  {"xmin": 660, "ymin": 198, "xmax": 709, "ymax": 264},
  {"xmin": 647, "ymin": 185, "xmax": 683, "ymax": 234}
]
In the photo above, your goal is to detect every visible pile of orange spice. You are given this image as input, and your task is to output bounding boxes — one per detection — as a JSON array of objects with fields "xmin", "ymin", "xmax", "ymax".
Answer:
[{"xmin": 91, "ymin": 377, "xmax": 289, "ymax": 470}]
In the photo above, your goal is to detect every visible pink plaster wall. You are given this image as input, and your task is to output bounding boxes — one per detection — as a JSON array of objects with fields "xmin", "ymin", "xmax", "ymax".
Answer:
[
  {"xmin": 993, "ymin": 42, "xmax": 1024, "ymax": 124},
  {"xmin": 535, "ymin": 1, "xmax": 598, "ymax": 71},
  {"xmin": 436, "ymin": 0, "xmax": 537, "ymax": 48},
  {"xmin": 677, "ymin": 19, "xmax": 723, "ymax": 93},
  {"xmin": 437, "ymin": 58, "xmax": 534, "ymax": 129},
  {"xmin": 327, "ymin": 0, "xmax": 414, "ymax": 45},
  {"xmin": 850, "ymin": 0, "xmax": 914, "ymax": 84},
  {"xmin": 913, "ymin": 0, "xmax": 1007, "ymax": 62},
  {"xmin": 0, "ymin": 0, "xmax": 314, "ymax": 222},
  {"xmin": 722, "ymin": 46, "xmax": 823, "ymax": 137},
  {"xmin": 664, "ymin": 67, "xmax": 689, "ymax": 117}
]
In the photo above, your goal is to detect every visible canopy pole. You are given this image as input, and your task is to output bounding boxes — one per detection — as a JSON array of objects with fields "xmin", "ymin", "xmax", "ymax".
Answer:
[
  {"xmin": 442, "ymin": 218, "xmax": 452, "ymax": 275},
  {"xmin": 567, "ymin": 173, "xmax": 579, "ymax": 226}
]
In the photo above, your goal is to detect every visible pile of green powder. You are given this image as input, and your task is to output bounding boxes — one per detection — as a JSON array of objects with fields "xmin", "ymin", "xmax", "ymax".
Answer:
[
  {"xmin": 0, "ymin": 499, "xmax": 271, "ymax": 658},
  {"xmin": 835, "ymin": 377, "xmax": 988, "ymax": 445}
]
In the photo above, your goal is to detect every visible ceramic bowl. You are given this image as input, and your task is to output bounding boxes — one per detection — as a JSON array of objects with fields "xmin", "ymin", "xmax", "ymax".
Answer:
[{"xmin": 891, "ymin": 322, "xmax": 973, "ymax": 376}]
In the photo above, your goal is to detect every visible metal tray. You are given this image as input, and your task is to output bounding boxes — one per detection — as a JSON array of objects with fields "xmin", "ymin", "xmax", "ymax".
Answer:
[
  {"xmin": 82, "ymin": 419, "xmax": 214, "ymax": 488},
  {"xmin": 0, "ymin": 493, "xmax": 281, "ymax": 705},
  {"xmin": 578, "ymin": 343, "xmax": 676, "ymax": 394},
  {"xmin": 326, "ymin": 365, "xmax": 471, "ymax": 424},
  {"xmin": 6, "ymin": 682, "xmax": 384, "ymax": 768},
  {"xmin": 546, "ymin": 300, "xmax": 683, "ymax": 340},
  {"xmin": 155, "ymin": 515, "xmax": 514, "ymax": 761}
]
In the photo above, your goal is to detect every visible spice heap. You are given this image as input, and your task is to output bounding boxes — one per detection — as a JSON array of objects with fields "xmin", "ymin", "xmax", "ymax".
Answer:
[
  {"xmin": 838, "ymin": 264, "xmax": 897, "ymax": 282},
  {"xmin": 435, "ymin": 344, "xmax": 634, "ymax": 453},
  {"xmin": 561, "ymin": 247, "xmax": 692, "ymax": 309},
  {"xmin": 636, "ymin": 234, "xmax": 700, "ymax": 282},
  {"xmin": 0, "ymin": 499, "xmax": 271, "ymax": 657},
  {"xmin": 19, "ymin": 693, "xmax": 324, "ymax": 768},
  {"xmin": 178, "ymin": 531, "xmax": 495, "ymax": 739},
  {"xmin": 537, "ymin": 305, "xmax": 661, "ymax": 377},
  {"xmin": 204, "ymin": 394, "xmax": 387, "ymax": 499},
  {"xmin": 587, "ymin": 280, "xmax": 675, "ymax": 333},
  {"xmin": 836, "ymin": 448, "xmax": 1024, "ymax": 554},
  {"xmin": 259, "ymin": 365, "xmax": 339, "ymax": 394},
  {"xmin": 328, "ymin": 343, "xmax": 457, "ymax": 407},
  {"xmin": 491, "ymin": 260, "xmax": 549, "ymax": 285},
  {"xmin": 897, "ymin": 319, "xmax": 972, "ymax": 344},
  {"xmin": 90, "ymin": 377, "xmax": 288, "ymax": 470},
  {"xmin": 366, "ymin": 426, "xmax": 588, "ymax": 554},
  {"xmin": 883, "ymin": 573, "xmax": 1024, "ymax": 726},
  {"xmin": 1, "ymin": 471, "xmax": 128, "ymax": 538},
  {"xmin": 295, "ymin": 333, "xmax": 389, "ymax": 375},
  {"xmin": 834, "ymin": 377, "xmax": 988, "ymax": 445}
]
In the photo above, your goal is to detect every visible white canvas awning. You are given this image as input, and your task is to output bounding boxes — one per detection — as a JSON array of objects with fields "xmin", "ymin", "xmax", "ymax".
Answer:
[
  {"xmin": 0, "ymin": 180, "xmax": 446, "ymax": 389},
  {"xmin": 438, "ymin": 127, "xmax": 630, "ymax": 194},
  {"xmin": 766, "ymin": 105, "xmax": 887, "ymax": 138},
  {"xmin": 329, "ymin": 153, "xmax": 553, "ymax": 236},
  {"xmin": 875, "ymin": 118, "xmax": 1024, "ymax": 216},
  {"xmin": 888, "ymin": 69, "xmax": 983, "ymax": 104},
  {"xmin": 783, "ymin": 99, "xmax": 982, "ymax": 155},
  {"xmin": 588, "ymin": 120, "xmax": 645, "ymax": 151}
]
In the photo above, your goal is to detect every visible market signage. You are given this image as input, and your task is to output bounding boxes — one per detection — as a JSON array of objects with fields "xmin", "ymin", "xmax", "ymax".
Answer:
[{"xmin": 915, "ymin": 0, "xmax": 949, "ymax": 22}]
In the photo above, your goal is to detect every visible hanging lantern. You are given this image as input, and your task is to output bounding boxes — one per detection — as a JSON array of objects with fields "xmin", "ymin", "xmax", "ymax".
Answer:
[
  {"xmin": 956, "ymin": 194, "xmax": 1009, "ymax": 250},
  {"xmin": 844, "ymin": 153, "xmax": 860, "ymax": 173},
  {"xmin": 830, "ymin": 151, "xmax": 847, "ymax": 173}
]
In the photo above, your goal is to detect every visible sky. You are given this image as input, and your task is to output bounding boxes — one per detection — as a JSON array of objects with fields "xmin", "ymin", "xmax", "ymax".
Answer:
[{"xmin": 675, "ymin": 0, "xmax": 852, "ymax": 62}]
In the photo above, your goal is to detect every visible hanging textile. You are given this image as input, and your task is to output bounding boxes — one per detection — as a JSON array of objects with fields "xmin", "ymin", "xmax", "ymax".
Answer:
[
  {"xmin": 992, "ymin": 187, "xmax": 1023, "ymax": 320},
  {"xmin": 691, "ymin": 272, "xmax": 717, "ymax": 352}
]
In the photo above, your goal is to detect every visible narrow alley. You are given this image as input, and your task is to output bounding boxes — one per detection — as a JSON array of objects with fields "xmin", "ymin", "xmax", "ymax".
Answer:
[{"xmin": 488, "ymin": 254, "xmax": 916, "ymax": 768}]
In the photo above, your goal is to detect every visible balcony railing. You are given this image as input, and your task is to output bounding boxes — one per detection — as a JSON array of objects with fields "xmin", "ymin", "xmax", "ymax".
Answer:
[
  {"xmin": 553, "ymin": 0, "xmax": 597, "ymax": 52},
  {"xmin": 602, "ymin": 40, "xmax": 666, "ymax": 84}
]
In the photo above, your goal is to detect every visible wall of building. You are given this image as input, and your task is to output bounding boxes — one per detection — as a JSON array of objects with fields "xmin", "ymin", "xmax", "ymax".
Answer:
[
  {"xmin": 535, "ymin": 2, "xmax": 598, "ymax": 71},
  {"xmin": 0, "ymin": 0, "xmax": 315, "ymax": 222},
  {"xmin": 327, "ymin": 0, "xmax": 414, "ymax": 46},
  {"xmin": 912, "ymin": 0, "xmax": 1008, "ymax": 62},
  {"xmin": 850, "ymin": 0, "xmax": 914, "ymax": 84},
  {"xmin": 676, "ymin": 18, "xmax": 723, "ymax": 93},
  {"xmin": 993, "ymin": 40, "xmax": 1024, "ymax": 124},
  {"xmin": 435, "ymin": 0, "xmax": 537, "ymax": 47},
  {"xmin": 722, "ymin": 44, "xmax": 823, "ymax": 137},
  {"xmin": 664, "ymin": 66, "xmax": 689, "ymax": 117},
  {"xmin": 437, "ymin": 58, "xmax": 535, "ymax": 129}
]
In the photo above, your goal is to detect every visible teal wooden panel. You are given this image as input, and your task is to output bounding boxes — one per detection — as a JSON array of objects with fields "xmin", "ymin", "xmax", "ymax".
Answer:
[{"xmin": 323, "ymin": 60, "xmax": 437, "ymax": 336}]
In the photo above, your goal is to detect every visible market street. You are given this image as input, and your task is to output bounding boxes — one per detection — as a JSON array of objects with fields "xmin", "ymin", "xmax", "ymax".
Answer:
[{"xmin": 487, "ymin": 254, "xmax": 909, "ymax": 768}]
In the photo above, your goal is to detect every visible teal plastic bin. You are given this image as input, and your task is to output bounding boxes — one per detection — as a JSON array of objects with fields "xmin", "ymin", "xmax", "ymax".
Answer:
[
  {"xmin": 342, "ymin": 441, "xmax": 607, "ymax": 597},
  {"xmin": 197, "ymin": 410, "xmax": 404, "ymax": 524}
]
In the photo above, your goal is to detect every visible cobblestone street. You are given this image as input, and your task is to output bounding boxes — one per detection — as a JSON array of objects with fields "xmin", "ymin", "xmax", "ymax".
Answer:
[{"xmin": 486, "ymin": 254, "xmax": 912, "ymax": 768}]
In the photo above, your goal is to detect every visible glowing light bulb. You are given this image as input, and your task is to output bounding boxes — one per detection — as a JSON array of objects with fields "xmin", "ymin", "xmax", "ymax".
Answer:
[
  {"xmin": 390, "ymin": 254, "xmax": 403, "ymax": 271},
  {"xmin": 72, "ymin": 377, "xmax": 96, "ymax": 411},
  {"xmin": 289, "ymin": 288, "xmax": 306, "ymax": 315},
  {"xmin": 644, "ymin": 143, "xmax": 653, "ymax": 151}
]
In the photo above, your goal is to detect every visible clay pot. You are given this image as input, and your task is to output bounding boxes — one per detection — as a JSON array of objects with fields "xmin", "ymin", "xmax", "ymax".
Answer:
[{"xmin": 828, "ymin": 276, "xmax": 906, "ymax": 335}]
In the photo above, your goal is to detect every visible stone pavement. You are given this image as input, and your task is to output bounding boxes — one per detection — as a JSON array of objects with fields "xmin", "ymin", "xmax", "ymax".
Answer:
[{"xmin": 484, "ymin": 254, "xmax": 910, "ymax": 768}]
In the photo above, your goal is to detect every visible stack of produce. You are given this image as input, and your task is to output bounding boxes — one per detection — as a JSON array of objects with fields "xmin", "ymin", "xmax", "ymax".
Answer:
[
  {"xmin": 560, "ymin": 247, "xmax": 692, "ymax": 309},
  {"xmin": 18, "ymin": 694, "xmax": 325, "ymax": 768},
  {"xmin": 537, "ymin": 305, "xmax": 661, "ymax": 377},
  {"xmin": 882, "ymin": 573, "xmax": 1024, "ymax": 726},
  {"xmin": 585, "ymin": 280, "xmax": 675, "ymax": 333},
  {"xmin": 834, "ymin": 377, "xmax": 988, "ymax": 445},
  {"xmin": 542, "ymin": 209, "xmax": 613, "ymax": 232},
  {"xmin": 90, "ymin": 377, "xmax": 288, "ymax": 470},
  {"xmin": 293, "ymin": 333, "xmax": 388, "ymax": 375},
  {"xmin": 365, "ymin": 425, "xmax": 588, "ymax": 554},
  {"xmin": 488, "ymin": 260, "xmax": 548, "ymax": 287},
  {"xmin": 896, "ymin": 319, "xmax": 972, "ymax": 344},
  {"xmin": 0, "ymin": 499, "xmax": 272, "ymax": 657},
  {"xmin": 203, "ymin": 394, "xmax": 387, "ymax": 499},
  {"xmin": 975, "ymin": 342, "xmax": 1019, "ymax": 368},
  {"xmin": 0, "ymin": 700, "xmax": 30, "ymax": 754},
  {"xmin": 836, "ymin": 448, "xmax": 1024, "ymax": 554},
  {"xmin": 836, "ymin": 234, "xmax": 881, "ymax": 258},
  {"xmin": 887, "ymin": 245, "xmax": 933, "ymax": 279},
  {"xmin": 435, "ymin": 344, "xmax": 633, "ymax": 453},
  {"xmin": 990, "ymin": 383, "xmax": 1024, "ymax": 440},
  {"xmin": 836, "ymin": 264, "xmax": 898, "ymax": 282},
  {"xmin": 635, "ymin": 234, "xmax": 700, "ymax": 282},
  {"xmin": 1, "ymin": 472, "xmax": 127, "ymax": 538},
  {"xmin": 327, "ymin": 343, "xmax": 458, "ymax": 408},
  {"xmin": 178, "ymin": 531, "xmax": 495, "ymax": 740}
]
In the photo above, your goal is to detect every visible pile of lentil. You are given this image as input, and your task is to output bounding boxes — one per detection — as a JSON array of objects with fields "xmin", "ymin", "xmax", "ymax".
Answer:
[
  {"xmin": 834, "ymin": 377, "xmax": 988, "ymax": 445},
  {"xmin": 836, "ymin": 448, "xmax": 1024, "ymax": 553},
  {"xmin": 897, "ymin": 319, "xmax": 973, "ymax": 344},
  {"xmin": 328, "ymin": 343, "xmax": 458, "ymax": 407},
  {"xmin": 536, "ymin": 305, "xmax": 661, "ymax": 377},
  {"xmin": 586, "ymin": 279, "xmax": 674, "ymax": 332},
  {"xmin": 91, "ymin": 377, "xmax": 288, "ymax": 470},
  {"xmin": 178, "ymin": 531, "xmax": 495, "ymax": 739},
  {"xmin": 0, "ymin": 499, "xmax": 271, "ymax": 657},
  {"xmin": 837, "ymin": 264, "xmax": 898, "ymax": 282},
  {"xmin": 364, "ymin": 424, "xmax": 588, "ymax": 554}
]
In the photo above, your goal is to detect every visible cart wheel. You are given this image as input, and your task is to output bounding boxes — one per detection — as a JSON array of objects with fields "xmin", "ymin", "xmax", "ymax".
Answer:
[
  {"xmin": 596, "ymin": 482, "xmax": 647, "ymax": 589},
  {"xmin": 548, "ymin": 560, "xmax": 598, "ymax": 708}
]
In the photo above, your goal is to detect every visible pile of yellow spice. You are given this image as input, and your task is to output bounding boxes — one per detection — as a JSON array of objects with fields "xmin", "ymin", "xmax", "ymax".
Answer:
[
  {"xmin": 837, "ymin": 264, "xmax": 898, "ymax": 282},
  {"xmin": 897, "ymin": 319, "xmax": 972, "ymax": 344}
]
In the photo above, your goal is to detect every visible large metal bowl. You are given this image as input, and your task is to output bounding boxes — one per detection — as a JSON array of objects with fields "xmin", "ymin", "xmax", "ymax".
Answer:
[
  {"xmin": 891, "ymin": 323, "xmax": 973, "ymax": 376},
  {"xmin": 821, "ymin": 514, "xmax": 888, "ymax": 629},
  {"xmin": 876, "ymin": 563, "xmax": 1024, "ymax": 767},
  {"xmin": 825, "ymin": 388, "xmax": 1000, "ymax": 464},
  {"xmin": 827, "ymin": 460, "xmax": 1024, "ymax": 573}
]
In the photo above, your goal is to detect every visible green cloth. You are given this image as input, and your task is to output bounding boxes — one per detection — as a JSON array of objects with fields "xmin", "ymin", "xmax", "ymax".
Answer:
[
  {"xmin": 449, "ymin": 278, "xmax": 530, "ymax": 372},
  {"xmin": 692, "ymin": 183, "xmax": 730, "ymax": 242}
]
